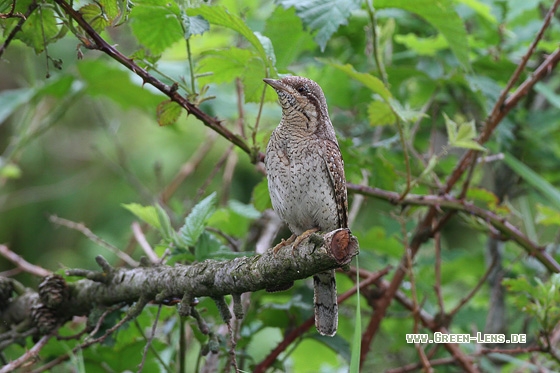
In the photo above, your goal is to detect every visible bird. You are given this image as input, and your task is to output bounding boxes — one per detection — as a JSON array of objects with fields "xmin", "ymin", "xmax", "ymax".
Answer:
[{"xmin": 263, "ymin": 76, "xmax": 348, "ymax": 337}]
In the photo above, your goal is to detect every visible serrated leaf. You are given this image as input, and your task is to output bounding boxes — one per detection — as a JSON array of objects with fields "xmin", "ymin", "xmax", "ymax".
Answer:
[
  {"xmin": 277, "ymin": 0, "xmax": 361, "ymax": 52},
  {"xmin": 157, "ymin": 100, "xmax": 182, "ymax": 126},
  {"xmin": 195, "ymin": 231, "xmax": 224, "ymax": 261},
  {"xmin": 130, "ymin": 0, "xmax": 183, "ymax": 55},
  {"xmin": 122, "ymin": 203, "xmax": 161, "ymax": 229},
  {"xmin": 18, "ymin": 7, "xmax": 59, "ymax": 53},
  {"xmin": 252, "ymin": 178, "xmax": 272, "ymax": 212},
  {"xmin": 320, "ymin": 60, "xmax": 391, "ymax": 102},
  {"xmin": 254, "ymin": 32, "xmax": 276, "ymax": 68},
  {"xmin": 80, "ymin": 3, "xmax": 110, "ymax": 32},
  {"xmin": 187, "ymin": 5, "xmax": 275, "ymax": 72},
  {"xmin": 444, "ymin": 114, "xmax": 485, "ymax": 151},
  {"xmin": 455, "ymin": 119, "xmax": 477, "ymax": 142},
  {"xmin": 179, "ymin": 192, "xmax": 217, "ymax": 248},
  {"xmin": 376, "ymin": 0, "xmax": 470, "ymax": 69},
  {"xmin": 443, "ymin": 113, "xmax": 458, "ymax": 142},
  {"xmin": 182, "ymin": 14, "xmax": 210, "ymax": 39},
  {"xmin": 388, "ymin": 98, "xmax": 427, "ymax": 123},
  {"xmin": 367, "ymin": 101, "xmax": 395, "ymax": 126},
  {"xmin": 536, "ymin": 204, "xmax": 560, "ymax": 227}
]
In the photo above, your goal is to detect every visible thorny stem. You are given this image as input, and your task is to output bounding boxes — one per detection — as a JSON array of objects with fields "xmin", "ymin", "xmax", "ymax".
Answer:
[{"xmin": 186, "ymin": 39, "xmax": 196, "ymax": 94}]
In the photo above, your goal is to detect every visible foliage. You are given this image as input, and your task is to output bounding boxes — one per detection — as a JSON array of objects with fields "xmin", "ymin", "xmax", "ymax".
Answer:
[{"xmin": 2, "ymin": 0, "xmax": 560, "ymax": 372}]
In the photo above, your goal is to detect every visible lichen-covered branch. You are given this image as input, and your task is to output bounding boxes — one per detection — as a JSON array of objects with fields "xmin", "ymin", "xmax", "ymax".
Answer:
[{"xmin": 1, "ymin": 229, "xmax": 358, "ymax": 336}]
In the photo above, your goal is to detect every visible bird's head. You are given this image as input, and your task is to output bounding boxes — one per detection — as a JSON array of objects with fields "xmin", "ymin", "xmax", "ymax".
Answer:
[{"xmin": 263, "ymin": 76, "xmax": 331, "ymax": 133}]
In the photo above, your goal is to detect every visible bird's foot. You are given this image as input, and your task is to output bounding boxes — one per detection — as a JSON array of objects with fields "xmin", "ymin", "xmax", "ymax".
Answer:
[
  {"xmin": 292, "ymin": 228, "xmax": 320, "ymax": 253},
  {"xmin": 272, "ymin": 234, "xmax": 296, "ymax": 254}
]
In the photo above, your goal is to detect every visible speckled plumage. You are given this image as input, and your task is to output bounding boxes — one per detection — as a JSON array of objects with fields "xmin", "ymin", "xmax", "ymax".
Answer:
[{"xmin": 263, "ymin": 76, "xmax": 348, "ymax": 337}]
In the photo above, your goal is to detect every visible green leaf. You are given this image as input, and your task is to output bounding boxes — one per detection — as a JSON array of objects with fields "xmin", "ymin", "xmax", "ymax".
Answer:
[
  {"xmin": 443, "ymin": 114, "xmax": 485, "ymax": 151},
  {"xmin": 466, "ymin": 187, "xmax": 509, "ymax": 214},
  {"xmin": 536, "ymin": 204, "xmax": 560, "ymax": 227},
  {"xmin": 320, "ymin": 60, "xmax": 392, "ymax": 102},
  {"xmin": 77, "ymin": 60, "xmax": 164, "ymax": 113},
  {"xmin": 195, "ymin": 231, "xmax": 224, "ymax": 261},
  {"xmin": 181, "ymin": 14, "xmax": 210, "ymax": 39},
  {"xmin": 388, "ymin": 98, "xmax": 427, "ymax": 123},
  {"xmin": 503, "ymin": 153, "xmax": 560, "ymax": 210},
  {"xmin": 394, "ymin": 33, "xmax": 448, "ymax": 57},
  {"xmin": 244, "ymin": 58, "xmax": 276, "ymax": 103},
  {"xmin": 252, "ymin": 178, "xmax": 272, "ymax": 212},
  {"xmin": 277, "ymin": 0, "xmax": 362, "ymax": 52},
  {"xmin": 130, "ymin": 0, "xmax": 183, "ymax": 55},
  {"xmin": 228, "ymin": 200, "xmax": 261, "ymax": 219},
  {"xmin": 367, "ymin": 101, "xmax": 395, "ymax": 126},
  {"xmin": 376, "ymin": 0, "xmax": 470, "ymax": 69},
  {"xmin": 18, "ymin": 7, "xmax": 59, "ymax": 53},
  {"xmin": 254, "ymin": 32, "xmax": 277, "ymax": 68},
  {"xmin": 198, "ymin": 48, "xmax": 257, "ymax": 85},
  {"xmin": 156, "ymin": 100, "xmax": 182, "ymax": 126},
  {"xmin": 155, "ymin": 203, "xmax": 174, "ymax": 241},
  {"xmin": 79, "ymin": 0, "xmax": 120, "ymax": 32},
  {"xmin": 457, "ymin": 0, "xmax": 497, "ymax": 24},
  {"xmin": 179, "ymin": 192, "xmax": 217, "ymax": 248},
  {"xmin": 122, "ymin": 203, "xmax": 160, "ymax": 229},
  {"xmin": 264, "ymin": 6, "xmax": 315, "ymax": 70},
  {"xmin": 188, "ymin": 5, "xmax": 275, "ymax": 72}
]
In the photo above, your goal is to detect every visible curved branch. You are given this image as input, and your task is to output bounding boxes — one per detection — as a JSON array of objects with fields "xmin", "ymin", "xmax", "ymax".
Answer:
[
  {"xmin": 347, "ymin": 184, "xmax": 560, "ymax": 272},
  {"xmin": 51, "ymin": 0, "xmax": 254, "ymax": 158}
]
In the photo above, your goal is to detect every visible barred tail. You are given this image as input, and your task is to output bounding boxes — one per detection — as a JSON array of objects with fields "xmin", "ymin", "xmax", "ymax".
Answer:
[{"xmin": 313, "ymin": 269, "xmax": 338, "ymax": 336}]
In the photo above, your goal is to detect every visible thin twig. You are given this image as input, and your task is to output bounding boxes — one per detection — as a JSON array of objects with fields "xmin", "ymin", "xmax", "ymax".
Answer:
[
  {"xmin": 32, "ymin": 311, "xmax": 134, "ymax": 373},
  {"xmin": 448, "ymin": 254, "xmax": 498, "ymax": 318},
  {"xmin": 160, "ymin": 131, "xmax": 218, "ymax": 203},
  {"xmin": 49, "ymin": 215, "xmax": 139, "ymax": 267},
  {"xmin": 0, "ymin": 244, "xmax": 51, "ymax": 277},
  {"xmin": 0, "ymin": 334, "xmax": 52, "ymax": 373},
  {"xmin": 137, "ymin": 305, "xmax": 163, "ymax": 373},
  {"xmin": 131, "ymin": 222, "xmax": 159, "ymax": 263}
]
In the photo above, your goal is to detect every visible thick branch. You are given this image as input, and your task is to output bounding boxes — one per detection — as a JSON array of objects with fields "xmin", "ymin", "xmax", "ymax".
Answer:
[{"xmin": 1, "ymin": 229, "xmax": 358, "ymax": 332}]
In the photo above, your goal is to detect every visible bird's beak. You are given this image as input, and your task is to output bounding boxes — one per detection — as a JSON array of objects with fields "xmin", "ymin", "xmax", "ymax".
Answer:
[{"xmin": 263, "ymin": 78, "xmax": 288, "ymax": 93}]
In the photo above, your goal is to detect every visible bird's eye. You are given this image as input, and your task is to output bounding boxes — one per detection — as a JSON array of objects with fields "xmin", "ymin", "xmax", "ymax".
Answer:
[{"xmin": 297, "ymin": 86, "xmax": 306, "ymax": 93}]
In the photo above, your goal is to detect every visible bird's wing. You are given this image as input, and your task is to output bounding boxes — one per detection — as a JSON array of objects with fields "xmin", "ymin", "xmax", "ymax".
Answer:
[{"xmin": 322, "ymin": 139, "xmax": 348, "ymax": 229}]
